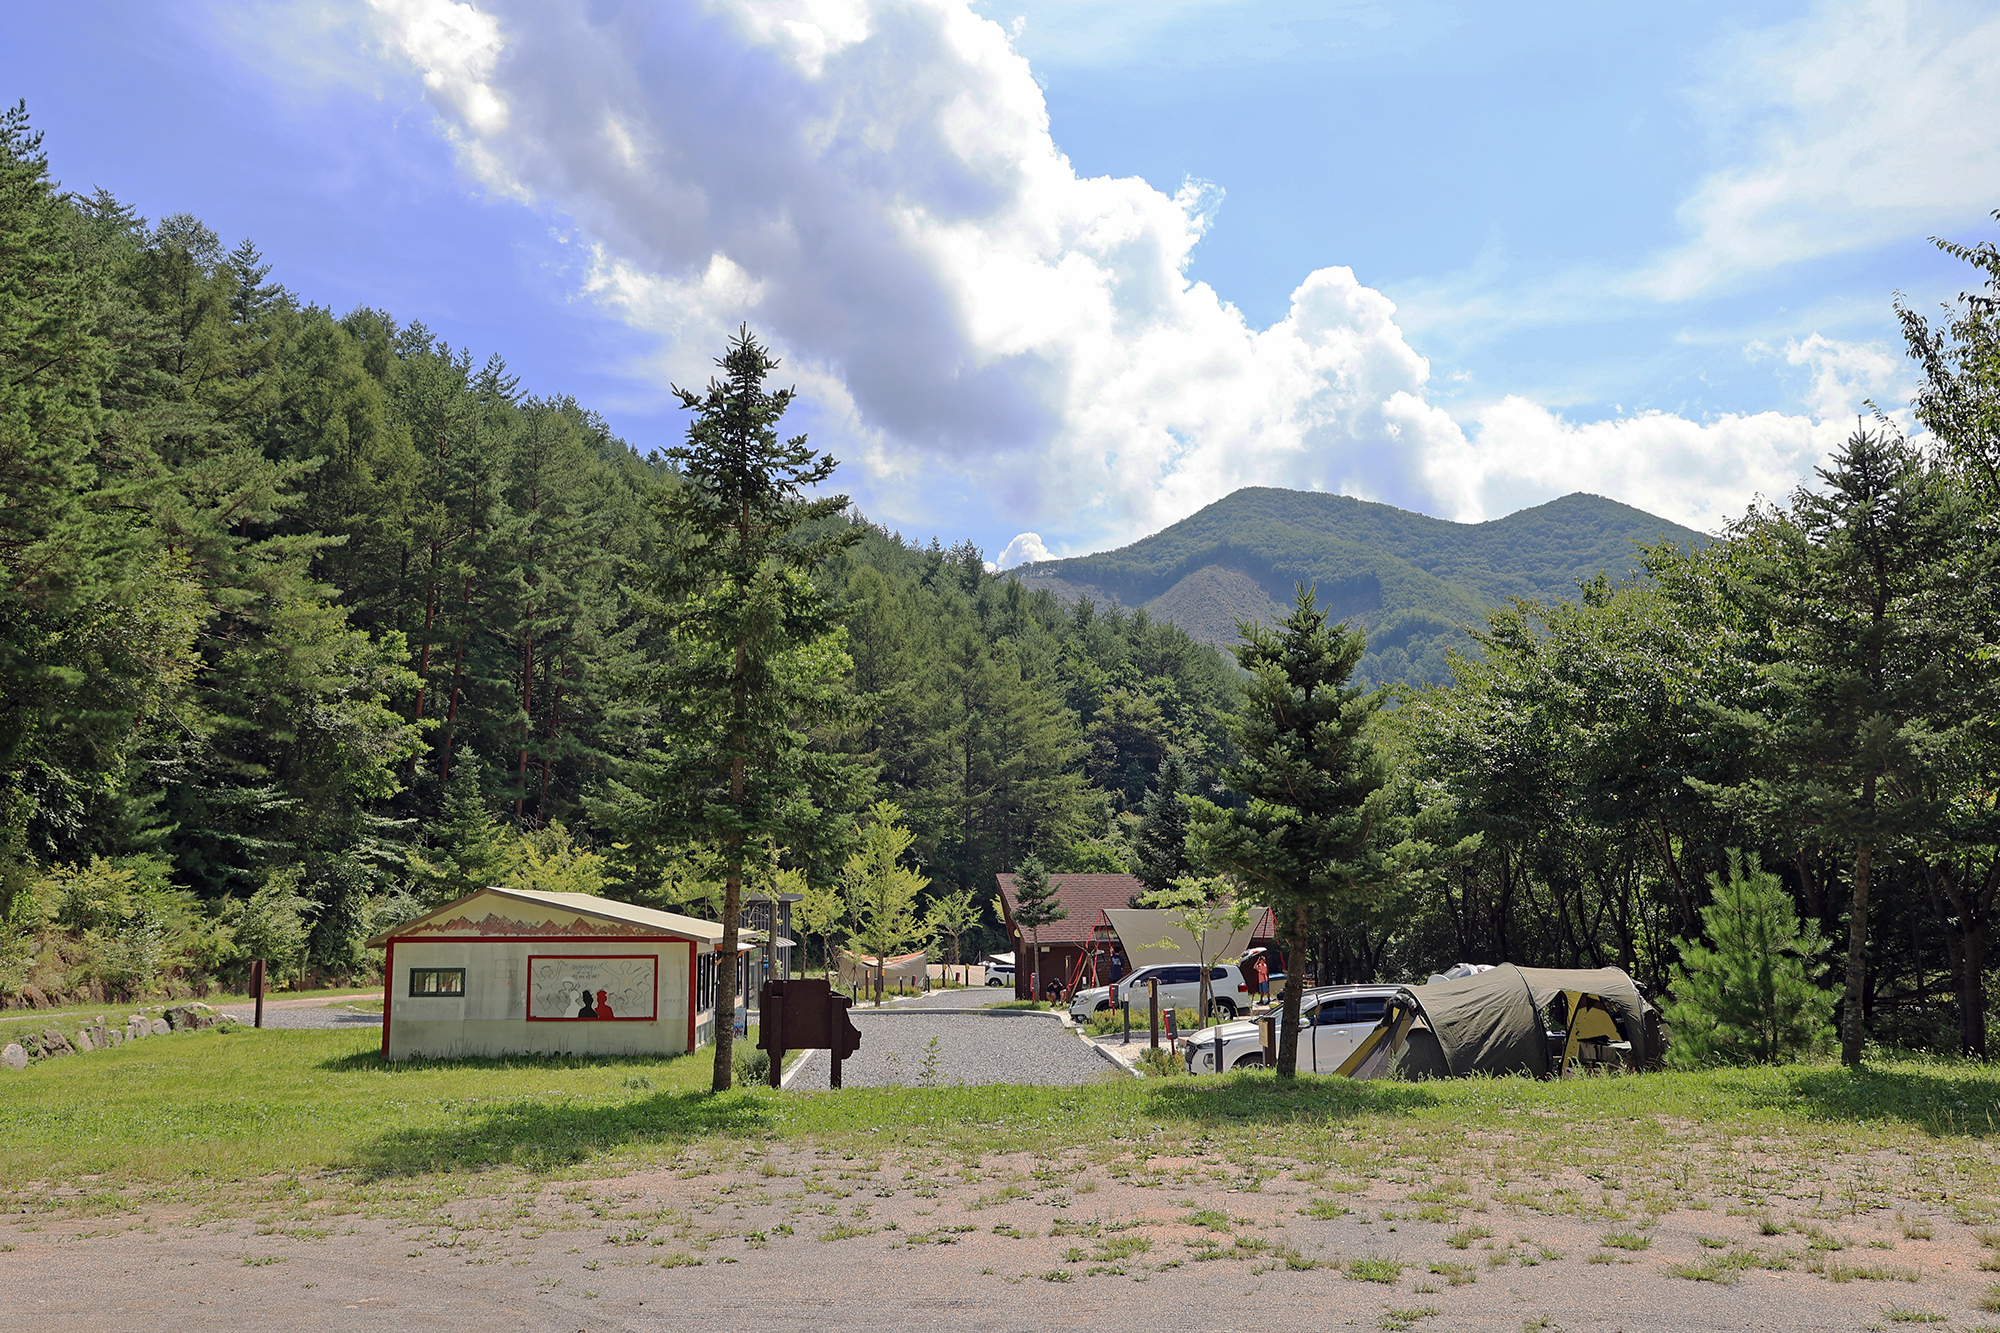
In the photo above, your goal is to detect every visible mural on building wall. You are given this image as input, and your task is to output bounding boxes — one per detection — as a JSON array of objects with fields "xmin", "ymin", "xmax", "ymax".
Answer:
[{"xmin": 527, "ymin": 955, "xmax": 658, "ymax": 1022}]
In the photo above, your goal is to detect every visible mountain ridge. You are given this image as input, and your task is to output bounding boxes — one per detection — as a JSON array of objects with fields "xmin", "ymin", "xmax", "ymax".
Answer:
[{"xmin": 1009, "ymin": 488, "xmax": 1707, "ymax": 685}]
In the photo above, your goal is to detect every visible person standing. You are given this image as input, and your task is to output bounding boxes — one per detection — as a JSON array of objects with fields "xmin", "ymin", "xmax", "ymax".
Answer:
[{"xmin": 1252, "ymin": 953, "xmax": 1269, "ymax": 1001}]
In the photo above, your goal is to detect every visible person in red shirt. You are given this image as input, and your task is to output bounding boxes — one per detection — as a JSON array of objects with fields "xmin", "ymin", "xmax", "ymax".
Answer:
[{"xmin": 1252, "ymin": 954, "xmax": 1269, "ymax": 999}]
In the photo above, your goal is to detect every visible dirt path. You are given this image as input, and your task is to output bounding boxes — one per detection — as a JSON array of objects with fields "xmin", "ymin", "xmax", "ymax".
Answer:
[{"xmin": 7, "ymin": 1145, "xmax": 1992, "ymax": 1332}]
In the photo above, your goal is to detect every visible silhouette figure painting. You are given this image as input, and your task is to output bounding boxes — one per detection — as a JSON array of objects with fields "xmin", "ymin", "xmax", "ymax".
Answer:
[{"xmin": 529, "ymin": 956, "xmax": 656, "ymax": 1021}]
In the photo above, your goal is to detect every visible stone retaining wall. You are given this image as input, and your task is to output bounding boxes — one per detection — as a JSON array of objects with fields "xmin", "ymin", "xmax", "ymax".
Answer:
[{"xmin": 1, "ymin": 1003, "xmax": 222, "ymax": 1070}]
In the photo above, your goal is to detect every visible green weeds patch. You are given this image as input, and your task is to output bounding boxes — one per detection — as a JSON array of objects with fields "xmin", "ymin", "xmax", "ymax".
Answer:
[{"xmin": 6, "ymin": 1031, "xmax": 2000, "ymax": 1225}]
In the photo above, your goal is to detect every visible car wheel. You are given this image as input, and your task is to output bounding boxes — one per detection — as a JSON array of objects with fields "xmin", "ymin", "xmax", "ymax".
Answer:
[
  {"xmin": 1094, "ymin": 1001, "xmax": 1111, "ymax": 1013},
  {"xmin": 1209, "ymin": 998, "xmax": 1236, "ymax": 1019},
  {"xmin": 1230, "ymin": 1052, "xmax": 1265, "ymax": 1069}
]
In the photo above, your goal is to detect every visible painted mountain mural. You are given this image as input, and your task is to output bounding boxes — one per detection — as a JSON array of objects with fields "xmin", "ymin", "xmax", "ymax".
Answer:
[{"xmin": 1009, "ymin": 488, "xmax": 1708, "ymax": 686}]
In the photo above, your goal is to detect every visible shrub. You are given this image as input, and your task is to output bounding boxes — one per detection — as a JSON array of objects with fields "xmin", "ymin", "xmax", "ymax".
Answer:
[
  {"xmin": 734, "ymin": 1046, "xmax": 771, "ymax": 1084},
  {"xmin": 1662, "ymin": 850, "xmax": 1835, "ymax": 1066}
]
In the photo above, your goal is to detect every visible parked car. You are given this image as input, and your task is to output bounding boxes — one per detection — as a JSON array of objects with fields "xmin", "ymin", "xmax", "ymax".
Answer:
[
  {"xmin": 1178, "ymin": 985, "xmax": 1399, "ymax": 1074},
  {"xmin": 1067, "ymin": 962, "xmax": 1251, "ymax": 1021},
  {"xmin": 984, "ymin": 961, "xmax": 1016, "ymax": 988}
]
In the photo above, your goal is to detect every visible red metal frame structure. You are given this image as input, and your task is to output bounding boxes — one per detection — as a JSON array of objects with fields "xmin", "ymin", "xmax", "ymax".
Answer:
[{"xmin": 1063, "ymin": 912, "xmax": 1126, "ymax": 996}]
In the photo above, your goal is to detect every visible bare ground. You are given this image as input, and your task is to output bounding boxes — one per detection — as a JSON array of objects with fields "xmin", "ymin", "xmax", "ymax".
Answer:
[{"xmin": 8, "ymin": 1143, "xmax": 1997, "ymax": 1333}]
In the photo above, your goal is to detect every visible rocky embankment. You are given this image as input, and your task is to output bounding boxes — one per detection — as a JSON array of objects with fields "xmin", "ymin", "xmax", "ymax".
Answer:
[{"xmin": 1, "ymin": 1002, "xmax": 225, "ymax": 1070}]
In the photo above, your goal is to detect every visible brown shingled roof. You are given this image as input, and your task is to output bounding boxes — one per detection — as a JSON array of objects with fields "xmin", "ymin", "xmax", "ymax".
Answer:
[{"xmin": 995, "ymin": 873, "xmax": 1143, "ymax": 947}]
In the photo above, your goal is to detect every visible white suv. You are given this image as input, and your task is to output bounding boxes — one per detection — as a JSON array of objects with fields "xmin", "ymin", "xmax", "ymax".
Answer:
[
  {"xmin": 1068, "ymin": 963, "xmax": 1250, "ymax": 1022},
  {"xmin": 1179, "ymin": 985, "xmax": 1398, "ymax": 1075}
]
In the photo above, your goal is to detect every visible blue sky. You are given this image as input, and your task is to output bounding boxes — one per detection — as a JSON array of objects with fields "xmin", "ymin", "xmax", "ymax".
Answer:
[{"xmin": 8, "ymin": 1, "xmax": 1996, "ymax": 565}]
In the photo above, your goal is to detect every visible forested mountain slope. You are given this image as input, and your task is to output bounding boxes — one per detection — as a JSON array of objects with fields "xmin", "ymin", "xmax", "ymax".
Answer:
[
  {"xmin": 1012, "ymin": 488, "xmax": 1707, "ymax": 684},
  {"xmin": 0, "ymin": 107, "xmax": 1233, "ymax": 1000}
]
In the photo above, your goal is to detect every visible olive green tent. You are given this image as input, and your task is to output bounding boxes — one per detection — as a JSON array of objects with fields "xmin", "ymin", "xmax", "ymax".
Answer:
[{"xmin": 1335, "ymin": 964, "xmax": 1661, "ymax": 1080}]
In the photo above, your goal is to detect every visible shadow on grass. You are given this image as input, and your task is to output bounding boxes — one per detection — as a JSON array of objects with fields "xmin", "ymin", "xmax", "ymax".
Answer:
[
  {"xmin": 1142, "ymin": 1073, "xmax": 1442, "ymax": 1127},
  {"xmin": 347, "ymin": 1086, "xmax": 773, "ymax": 1179},
  {"xmin": 1741, "ymin": 1064, "xmax": 2000, "ymax": 1138},
  {"xmin": 313, "ymin": 1049, "xmax": 775, "ymax": 1179}
]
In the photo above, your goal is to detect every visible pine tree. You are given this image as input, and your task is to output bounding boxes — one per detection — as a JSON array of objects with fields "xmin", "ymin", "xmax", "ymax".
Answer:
[
  {"xmin": 1704, "ymin": 429, "xmax": 1964, "ymax": 1065},
  {"xmin": 1661, "ymin": 850, "xmax": 1834, "ymax": 1066},
  {"xmin": 1132, "ymin": 753, "xmax": 1194, "ymax": 900},
  {"xmin": 623, "ymin": 328, "xmax": 863, "ymax": 1090},
  {"xmin": 409, "ymin": 748, "xmax": 510, "ymax": 906},
  {"xmin": 1008, "ymin": 854, "xmax": 1065, "ymax": 999},
  {"xmin": 1188, "ymin": 584, "xmax": 1396, "ymax": 1078}
]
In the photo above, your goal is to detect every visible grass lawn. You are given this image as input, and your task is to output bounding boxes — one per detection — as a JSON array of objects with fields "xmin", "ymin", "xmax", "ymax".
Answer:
[{"xmin": 5, "ymin": 1025, "xmax": 2000, "ymax": 1232}]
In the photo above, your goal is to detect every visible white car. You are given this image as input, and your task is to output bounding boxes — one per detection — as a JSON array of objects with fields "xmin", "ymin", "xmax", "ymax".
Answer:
[
  {"xmin": 1068, "ymin": 963, "xmax": 1251, "ymax": 1022},
  {"xmin": 984, "ymin": 962, "xmax": 1016, "ymax": 988},
  {"xmin": 1179, "ymin": 985, "xmax": 1398, "ymax": 1074}
]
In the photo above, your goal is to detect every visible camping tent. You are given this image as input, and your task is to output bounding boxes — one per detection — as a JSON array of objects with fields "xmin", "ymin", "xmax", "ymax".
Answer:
[{"xmin": 1336, "ymin": 964, "xmax": 1662, "ymax": 1080}]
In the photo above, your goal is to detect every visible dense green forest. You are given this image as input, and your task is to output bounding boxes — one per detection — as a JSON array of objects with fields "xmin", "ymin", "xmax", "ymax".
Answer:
[
  {"xmin": 1014, "ymin": 488, "xmax": 1705, "ymax": 685},
  {"xmin": 6, "ymin": 106, "xmax": 2000, "ymax": 1064},
  {"xmin": 0, "ymin": 108, "xmax": 1236, "ymax": 1003}
]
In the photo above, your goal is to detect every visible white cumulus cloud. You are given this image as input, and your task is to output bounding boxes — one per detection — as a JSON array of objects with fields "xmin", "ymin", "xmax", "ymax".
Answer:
[
  {"xmin": 993, "ymin": 532, "xmax": 1051, "ymax": 570},
  {"xmin": 310, "ymin": 0, "xmax": 1909, "ymax": 548}
]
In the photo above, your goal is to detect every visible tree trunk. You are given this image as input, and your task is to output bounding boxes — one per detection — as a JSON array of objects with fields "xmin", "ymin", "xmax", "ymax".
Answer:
[
  {"xmin": 409, "ymin": 582, "xmax": 437, "ymax": 783},
  {"xmin": 439, "ymin": 576, "xmax": 471, "ymax": 782},
  {"xmin": 716, "ymin": 632, "xmax": 752, "ymax": 1088},
  {"xmin": 515, "ymin": 618, "xmax": 533, "ymax": 823},
  {"xmin": 1926, "ymin": 856, "xmax": 1996, "ymax": 1060},
  {"xmin": 1841, "ymin": 840, "xmax": 1872, "ymax": 1066},
  {"xmin": 1274, "ymin": 900, "xmax": 1309, "ymax": 1079}
]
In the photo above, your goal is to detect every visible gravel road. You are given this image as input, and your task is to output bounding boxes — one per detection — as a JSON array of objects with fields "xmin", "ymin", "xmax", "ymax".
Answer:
[
  {"xmin": 216, "ymin": 1003, "xmax": 381, "ymax": 1031},
  {"xmin": 784, "ymin": 1008, "xmax": 1117, "ymax": 1089}
]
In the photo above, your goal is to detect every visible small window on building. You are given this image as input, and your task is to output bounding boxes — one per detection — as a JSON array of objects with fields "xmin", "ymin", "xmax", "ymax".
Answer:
[{"xmin": 409, "ymin": 967, "xmax": 465, "ymax": 997}]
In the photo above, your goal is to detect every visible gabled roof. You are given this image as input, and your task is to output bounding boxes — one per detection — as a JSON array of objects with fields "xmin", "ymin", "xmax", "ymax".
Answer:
[
  {"xmin": 366, "ymin": 886, "xmax": 725, "ymax": 948},
  {"xmin": 994, "ymin": 873, "xmax": 1144, "ymax": 948}
]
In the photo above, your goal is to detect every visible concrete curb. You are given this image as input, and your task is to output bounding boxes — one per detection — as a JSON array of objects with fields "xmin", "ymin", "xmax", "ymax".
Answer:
[
  {"xmin": 1079, "ymin": 1032, "xmax": 1152, "ymax": 1079},
  {"xmin": 779, "ymin": 1046, "xmax": 819, "ymax": 1091}
]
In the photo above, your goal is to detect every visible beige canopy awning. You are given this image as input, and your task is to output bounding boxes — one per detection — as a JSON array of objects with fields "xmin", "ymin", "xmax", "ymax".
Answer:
[
  {"xmin": 836, "ymin": 948, "xmax": 928, "ymax": 988},
  {"xmin": 1101, "ymin": 908, "xmax": 1269, "ymax": 969}
]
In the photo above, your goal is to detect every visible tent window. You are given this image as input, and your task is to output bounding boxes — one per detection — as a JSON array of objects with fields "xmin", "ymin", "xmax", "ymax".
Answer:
[{"xmin": 409, "ymin": 968, "xmax": 465, "ymax": 997}]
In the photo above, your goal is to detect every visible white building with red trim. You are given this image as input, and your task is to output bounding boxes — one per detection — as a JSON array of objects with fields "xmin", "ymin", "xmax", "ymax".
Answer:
[{"xmin": 367, "ymin": 887, "xmax": 725, "ymax": 1061}]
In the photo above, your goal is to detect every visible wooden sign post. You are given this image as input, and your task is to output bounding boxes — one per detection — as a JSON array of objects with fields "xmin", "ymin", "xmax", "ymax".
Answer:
[{"xmin": 756, "ymin": 978, "xmax": 862, "ymax": 1089}]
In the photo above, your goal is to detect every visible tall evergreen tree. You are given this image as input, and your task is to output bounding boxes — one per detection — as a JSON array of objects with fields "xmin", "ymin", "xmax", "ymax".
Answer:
[
  {"xmin": 624, "ymin": 328, "xmax": 862, "ymax": 1092},
  {"xmin": 1132, "ymin": 753, "xmax": 1194, "ymax": 900},
  {"xmin": 1704, "ymin": 429, "xmax": 1964, "ymax": 1065},
  {"xmin": 1189, "ymin": 584, "xmax": 1395, "ymax": 1077},
  {"xmin": 1008, "ymin": 853, "xmax": 1065, "ymax": 999}
]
